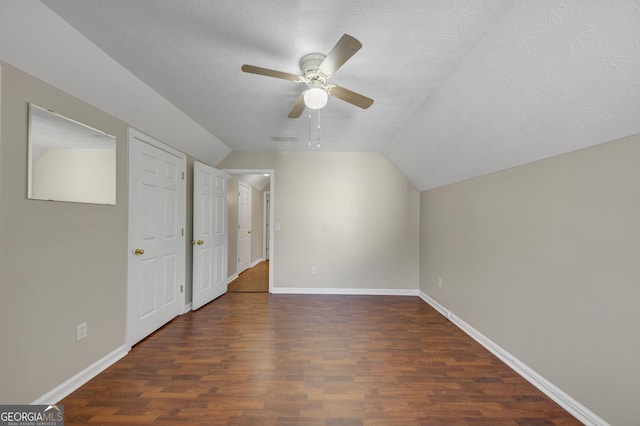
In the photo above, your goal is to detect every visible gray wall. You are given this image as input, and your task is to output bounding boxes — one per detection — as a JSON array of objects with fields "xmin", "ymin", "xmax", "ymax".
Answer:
[
  {"xmin": 419, "ymin": 134, "xmax": 640, "ymax": 425},
  {"xmin": 219, "ymin": 151, "xmax": 420, "ymax": 291},
  {"xmin": 0, "ymin": 62, "xmax": 128, "ymax": 403}
]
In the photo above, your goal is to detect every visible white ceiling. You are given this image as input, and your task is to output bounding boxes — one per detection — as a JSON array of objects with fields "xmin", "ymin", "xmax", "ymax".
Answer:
[{"xmin": 6, "ymin": 1, "xmax": 640, "ymax": 191}]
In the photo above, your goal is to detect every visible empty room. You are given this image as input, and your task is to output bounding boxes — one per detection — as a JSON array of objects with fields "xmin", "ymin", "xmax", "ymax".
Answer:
[{"xmin": 1, "ymin": 1, "xmax": 638, "ymax": 425}]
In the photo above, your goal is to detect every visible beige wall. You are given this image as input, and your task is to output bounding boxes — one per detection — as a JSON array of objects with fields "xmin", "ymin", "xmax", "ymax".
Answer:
[
  {"xmin": 0, "ymin": 62, "xmax": 128, "ymax": 403},
  {"xmin": 219, "ymin": 151, "xmax": 420, "ymax": 291},
  {"xmin": 419, "ymin": 134, "xmax": 640, "ymax": 425}
]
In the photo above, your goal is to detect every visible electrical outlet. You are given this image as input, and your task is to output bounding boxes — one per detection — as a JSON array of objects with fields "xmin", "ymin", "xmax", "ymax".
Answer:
[
  {"xmin": 311, "ymin": 266, "xmax": 317, "ymax": 274},
  {"xmin": 438, "ymin": 278, "xmax": 443, "ymax": 288},
  {"xmin": 76, "ymin": 322, "xmax": 87, "ymax": 341}
]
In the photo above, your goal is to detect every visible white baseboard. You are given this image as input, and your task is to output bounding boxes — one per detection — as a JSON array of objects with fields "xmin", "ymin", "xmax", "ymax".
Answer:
[
  {"xmin": 271, "ymin": 287, "xmax": 419, "ymax": 296},
  {"xmin": 183, "ymin": 302, "xmax": 192, "ymax": 314},
  {"xmin": 227, "ymin": 274, "xmax": 239, "ymax": 284},
  {"xmin": 418, "ymin": 291, "xmax": 608, "ymax": 426},
  {"xmin": 32, "ymin": 345, "xmax": 128, "ymax": 405}
]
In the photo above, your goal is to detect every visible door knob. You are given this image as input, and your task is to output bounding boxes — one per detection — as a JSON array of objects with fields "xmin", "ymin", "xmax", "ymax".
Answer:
[
  {"xmin": 134, "ymin": 248, "xmax": 144, "ymax": 256},
  {"xmin": 248, "ymin": 230, "xmax": 251, "ymax": 234},
  {"xmin": 197, "ymin": 240, "xmax": 204, "ymax": 245}
]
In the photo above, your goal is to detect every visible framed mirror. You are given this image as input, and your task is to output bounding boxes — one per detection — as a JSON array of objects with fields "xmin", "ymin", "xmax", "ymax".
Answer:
[{"xmin": 28, "ymin": 103, "xmax": 116, "ymax": 205}]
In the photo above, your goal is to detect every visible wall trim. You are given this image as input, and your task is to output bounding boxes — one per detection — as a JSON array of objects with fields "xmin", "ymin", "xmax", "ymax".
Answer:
[
  {"xmin": 183, "ymin": 302, "xmax": 192, "ymax": 314},
  {"xmin": 227, "ymin": 274, "xmax": 239, "ymax": 284},
  {"xmin": 418, "ymin": 291, "xmax": 608, "ymax": 426},
  {"xmin": 272, "ymin": 287, "xmax": 419, "ymax": 296},
  {"xmin": 32, "ymin": 345, "xmax": 128, "ymax": 405}
]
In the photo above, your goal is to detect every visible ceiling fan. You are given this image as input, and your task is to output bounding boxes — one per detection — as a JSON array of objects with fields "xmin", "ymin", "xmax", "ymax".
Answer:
[{"xmin": 241, "ymin": 33, "xmax": 374, "ymax": 118}]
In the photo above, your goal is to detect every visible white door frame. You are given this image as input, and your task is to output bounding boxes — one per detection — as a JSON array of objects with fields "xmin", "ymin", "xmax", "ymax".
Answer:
[
  {"xmin": 126, "ymin": 128, "xmax": 187, "ymax": 348},
  {"xmin": 263, "ymin": 191, "xmax": 270, "ymax": 260},
  {"xmin": 236, "ymin": 181, "xmax": 252, "ymax": 275},
  {"xmin": 223, "ymin": 169, "xmax": 274, "ymax": 293}
]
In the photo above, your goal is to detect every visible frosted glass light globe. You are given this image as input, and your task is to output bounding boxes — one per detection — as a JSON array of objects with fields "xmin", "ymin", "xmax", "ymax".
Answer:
[{"xmin": 304, "ymin": 87, "xmax": 328, "ymax": 109}]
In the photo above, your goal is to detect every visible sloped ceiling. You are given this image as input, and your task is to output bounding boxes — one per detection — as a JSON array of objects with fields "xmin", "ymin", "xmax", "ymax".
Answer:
[
  {"xmin": 4, "ymin": 1, "xmax": 640, "ymax": 191},
  {"xmin": 383, "ymin": 1, "xmax": 640, "ymax": 189}
]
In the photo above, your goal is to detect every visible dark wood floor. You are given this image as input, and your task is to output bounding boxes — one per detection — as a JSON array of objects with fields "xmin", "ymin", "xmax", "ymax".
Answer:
[{"xmin": 60, "ymin": 292, "xmax": 579, "ymax": 425}]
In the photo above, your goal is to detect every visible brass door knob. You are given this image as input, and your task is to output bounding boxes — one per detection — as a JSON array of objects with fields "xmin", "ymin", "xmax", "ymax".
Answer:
[
  {"xmin": 134, "ymin": 248, "xmax": 144, "ymax": 256},
  {"xmin": 197, "ymin": 240, "xmax": 204, "ymax": 245}
]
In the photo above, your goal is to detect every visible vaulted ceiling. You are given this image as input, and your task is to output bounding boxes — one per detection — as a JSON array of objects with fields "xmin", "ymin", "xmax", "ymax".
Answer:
[{"xmin": 4, "ymin": 1, "xmax": 640, "ymax": 191}]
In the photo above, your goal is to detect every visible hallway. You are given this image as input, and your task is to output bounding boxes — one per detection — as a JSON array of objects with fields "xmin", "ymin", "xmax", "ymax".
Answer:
[{"xmin": 228, "ymin": 260, "xmax": 269, "ymax": 293}]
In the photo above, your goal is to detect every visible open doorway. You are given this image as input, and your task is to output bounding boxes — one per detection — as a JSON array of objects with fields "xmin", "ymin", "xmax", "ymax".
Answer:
[{"xmin": 223, "ymin": 169, "xmax": 274, "ymax": 293}]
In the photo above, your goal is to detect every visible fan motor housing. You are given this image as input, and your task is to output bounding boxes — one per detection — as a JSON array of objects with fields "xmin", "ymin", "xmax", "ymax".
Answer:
[{"xmin": 300, "ymin": 53, "xmax": 326, "ymax": 80}]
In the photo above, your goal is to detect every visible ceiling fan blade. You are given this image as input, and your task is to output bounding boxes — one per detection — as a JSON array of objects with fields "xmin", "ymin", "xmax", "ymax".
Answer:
[
  {"xmin": 318, "ymin": 34, "xmax": 362, "ymax": 76},
  {"xmin": 328, "ymin": 85, "xmax": 374, "ymax": 109},
  {"xmin": 241, "ymin": 64, "xmax": 301, "ymax": 81},
  {"xmin": 288, "ymin": 92, "xmax": 306, "ymax": 118}
]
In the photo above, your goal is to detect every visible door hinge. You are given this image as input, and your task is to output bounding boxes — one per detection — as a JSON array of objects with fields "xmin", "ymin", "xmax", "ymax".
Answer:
[
  {"xmin": 181, "ymin": 228, "xmax": 184, "ymax": 236},
  {"xmin": 182, "ymin": 171, "xmax": 185, "ymax": 180},
  {"xmin": 180, "ymin": 285, "xmax": 184, "ymax": 293}
]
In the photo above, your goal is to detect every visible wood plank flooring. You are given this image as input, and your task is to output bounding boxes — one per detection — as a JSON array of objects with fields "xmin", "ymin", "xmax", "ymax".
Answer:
[
  {"xmin": 228, "ymin": 261, "xmax": 269, "ymax": 293},
  {"xmin": 60, "ymin": 294, "xmax": 579, "ymax": 425}
]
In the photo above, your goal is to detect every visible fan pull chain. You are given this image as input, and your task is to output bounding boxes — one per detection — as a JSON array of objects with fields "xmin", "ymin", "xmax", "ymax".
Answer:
[
  {"xmin": 307, "ymin": 112, "xmax": 312, "ymax": 147},
  {"xmin": 316, "ymin": 110, "xmax": 321, "ymax": 149},
  {"xmin": 305, "ymin": 110, "xmax": 322, "ymax": 150}
]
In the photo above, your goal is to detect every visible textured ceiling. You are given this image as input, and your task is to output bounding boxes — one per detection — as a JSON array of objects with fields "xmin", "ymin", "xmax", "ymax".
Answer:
[
  {"xmin": 383, "ymin": 0, "xmax": 640, "ymax": 189},
  {"xmin": 18, "ymin": 1, "xmax": 640, "ymax": 190}
]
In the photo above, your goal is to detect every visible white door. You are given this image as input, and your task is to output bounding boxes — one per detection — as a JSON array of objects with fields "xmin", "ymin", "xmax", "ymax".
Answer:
[
  {"xmin": 192, "ymin": 162, "xmax": 228, "ymax": 310},
  {"xmin": 237, "ymin": 181, "xmax": 251, "ymax": 274},
  {"xmin": 128, "ymin": 131, "xmax": 186, "ymax": 346}
]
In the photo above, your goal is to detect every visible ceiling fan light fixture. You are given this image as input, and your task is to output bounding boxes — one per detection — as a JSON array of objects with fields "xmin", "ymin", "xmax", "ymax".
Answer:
[
  {"xmin": 241, "ymin": 34, "xmax": 372, "ymax": 118},
  {"xmin": 304, "ymin": 87, "xmax": 328, "ymax": 110}
]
